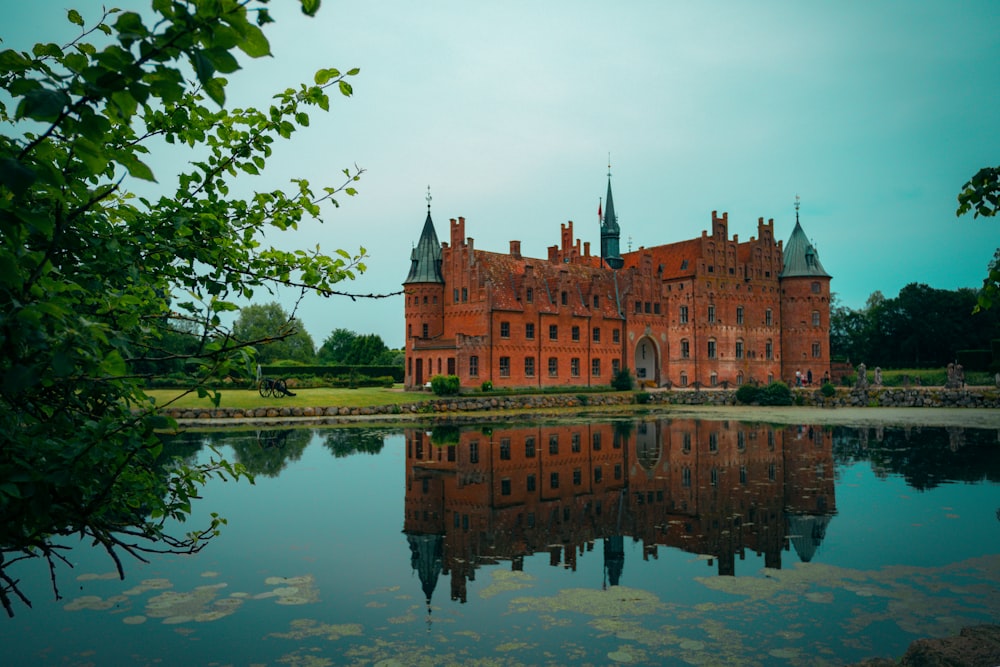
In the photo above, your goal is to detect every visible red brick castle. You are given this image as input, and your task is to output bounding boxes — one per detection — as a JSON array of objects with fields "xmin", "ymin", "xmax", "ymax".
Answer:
[{"xmin": 403, "ymin": 177, "xmax": 831, "ymax": 390}]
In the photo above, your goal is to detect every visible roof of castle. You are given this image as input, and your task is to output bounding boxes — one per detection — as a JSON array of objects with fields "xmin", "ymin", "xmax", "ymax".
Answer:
[
  {"xmin": 404, "ymin": 211, "xmax": 444, "ymax": 284},
  {"xmin": 622, "ymin": 238, "xmax": 702, "ymax": 280},
  {"xmin": 780, "ymin": 216, "xmax": 830, "ymax": 279},
  {"xmin": 473, "ymin": 249, "xmax": 624, "ymax": 318}
]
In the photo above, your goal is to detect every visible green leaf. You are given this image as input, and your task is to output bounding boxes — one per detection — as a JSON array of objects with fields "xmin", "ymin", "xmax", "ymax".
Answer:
[
  {"xmin": 119, "ymin": 153, "xmax": 157, "ymax": 182},
  {"xmin": 203, "ymin": 78, "xmax": 226, "ymax": 107},
  {"xmin": 0, "ymin": 157, "xmax": 37, "ymax": 195},
  {"xmin": 236, "ymin": 24, "xmax": 271, "ymax": 58},
  {"xmin": 314, "ymin": 67, "xmax": 339, "ymax": 85},
  {"xmin": 16, "ymin": 88, "xmax": 70, "ymax": 122},
  {"xmin": 300, "ymin": 0, "xmax": 322, "ymax": 16},
  {"xmin": 338, "ymin": 80, "xmax": 353, "ymax": 97},
  {"xmin": 67, "ymin": 9, "xmax": 85, "ymax": 26}
]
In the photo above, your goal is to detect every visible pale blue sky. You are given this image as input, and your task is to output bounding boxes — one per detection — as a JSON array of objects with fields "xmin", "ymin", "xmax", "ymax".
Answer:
[{"xmin": 4, "ymin": 1, "xmax": 998, "ymax": 348}]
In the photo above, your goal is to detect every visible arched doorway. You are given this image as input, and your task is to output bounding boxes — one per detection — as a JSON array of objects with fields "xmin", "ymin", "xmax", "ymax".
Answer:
[{"xmin": 633, "ymin": 336, "xmax": 658, "ymax": 386}]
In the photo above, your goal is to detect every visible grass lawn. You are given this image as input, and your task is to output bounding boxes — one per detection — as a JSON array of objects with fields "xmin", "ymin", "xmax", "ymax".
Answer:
[{"xmin": 145, "ymin": 386, "xmax": 430, "ymax": 410}]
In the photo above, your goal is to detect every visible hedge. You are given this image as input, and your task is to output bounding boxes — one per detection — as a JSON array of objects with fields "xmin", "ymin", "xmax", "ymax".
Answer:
[{"xmin": 259, "ymin": 364, "xmax": 403, "ymax": 382}]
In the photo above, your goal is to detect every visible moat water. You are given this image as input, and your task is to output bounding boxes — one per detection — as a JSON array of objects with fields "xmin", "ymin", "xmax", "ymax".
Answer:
[{"xmin": 3, "ymin": 418, "xmax": 999, "ymax": 666}]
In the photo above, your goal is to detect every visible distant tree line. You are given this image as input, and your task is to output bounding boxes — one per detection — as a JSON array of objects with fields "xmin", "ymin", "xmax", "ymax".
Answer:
[{"xmin": 831, "ymin": 283, "xmax": 1000, "ymax": 369}]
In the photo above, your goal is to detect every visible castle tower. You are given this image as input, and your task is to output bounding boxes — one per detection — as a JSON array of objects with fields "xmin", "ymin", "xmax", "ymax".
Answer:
[
  {"xmin": 779, "ymin": 197, "xmax": 832, "ymax": 385},
  {"xmin": 403, "ymin": 188, "xmax": 445, "ymax": 388},
  {"xmin": 600, "ymin": 171, "xmax": 624, "ymax": 270}
]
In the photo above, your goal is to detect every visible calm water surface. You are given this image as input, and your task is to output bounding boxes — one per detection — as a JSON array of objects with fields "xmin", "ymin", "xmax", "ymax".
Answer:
[{"xmin": 3, "ymin": 419, "xmax": 998, "ymax": 666}]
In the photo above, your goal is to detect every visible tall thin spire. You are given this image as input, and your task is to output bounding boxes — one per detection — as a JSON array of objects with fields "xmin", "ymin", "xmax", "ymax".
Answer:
[{"xmin": 600, "ymin": 160, "xmax": 623, "ymax": 269}]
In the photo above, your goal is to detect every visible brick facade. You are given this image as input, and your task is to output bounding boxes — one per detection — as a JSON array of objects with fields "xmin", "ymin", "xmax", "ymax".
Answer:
[{"xmin": 404, "ymin": 187, "xmax": 831, "ymax": 390}]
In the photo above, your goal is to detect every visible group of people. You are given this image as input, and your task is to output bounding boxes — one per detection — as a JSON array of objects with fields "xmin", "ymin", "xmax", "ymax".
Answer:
[{"xmin": 793, "ymin": 369, "xmax": 829, "ymax": 387}]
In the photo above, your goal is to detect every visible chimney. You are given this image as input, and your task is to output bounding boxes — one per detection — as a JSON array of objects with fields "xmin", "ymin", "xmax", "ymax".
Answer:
[{"xmin": 510, "ymin": 240, "xmax": 521, "ymax": 258}]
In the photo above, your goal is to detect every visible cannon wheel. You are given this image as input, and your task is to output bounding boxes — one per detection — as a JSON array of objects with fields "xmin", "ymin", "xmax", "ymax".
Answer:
[
  {"xmin": 258, "ymin": 380, "xmax": 269, "ymax": 398},
  {"xmin": 273, "ymin": 379, "xmax": 288, "ymax": 397}
]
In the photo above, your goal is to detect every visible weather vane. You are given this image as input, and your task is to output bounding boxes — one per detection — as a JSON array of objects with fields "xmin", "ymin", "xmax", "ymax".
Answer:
[
  {"xmin": 794, "ymin": 194, "xmax": 800, "ymax": 222},
  {"xmin": 426, "ymin": 185, "xmax": 432, "ymax": 211}
]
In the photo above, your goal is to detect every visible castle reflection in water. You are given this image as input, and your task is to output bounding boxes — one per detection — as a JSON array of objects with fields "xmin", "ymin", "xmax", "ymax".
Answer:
[{"xmin": 404, "ymin": 419, "xmax": 835, "ymax": 606}]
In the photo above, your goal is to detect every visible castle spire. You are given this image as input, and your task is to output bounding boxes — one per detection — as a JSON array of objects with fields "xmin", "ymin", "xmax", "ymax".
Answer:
[
  {"xmin": 403, "ymin": 186, "xmax": 444, "ymax": 284},
  {"xmin": 600, "ymin": 162, "xmax": 624, "ymax": 269},
  {"xmin": 780, "ymin": 195, "xmax": 830, "ymax": 278}
]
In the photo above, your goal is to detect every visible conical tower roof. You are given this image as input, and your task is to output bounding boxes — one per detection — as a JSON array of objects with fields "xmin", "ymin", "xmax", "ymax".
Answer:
[
  {"xmin": 780, "ymin": 201, "xmax": 830, "ymax": 278},
  {"xmin": 404, "ymin": 209, "xmax": 444, "ymax": 284}
]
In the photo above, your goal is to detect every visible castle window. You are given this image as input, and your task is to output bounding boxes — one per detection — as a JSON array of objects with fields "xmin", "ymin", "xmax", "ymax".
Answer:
[
  {"xmin": 644, "ymin": 301, "xmax": 651, "ymax": 313},
  {"xmin": 500, "ymin": 438, "xmax": 511, "ymax": 460},
  {"xmin": 526, "ymin": 287, "xmax": 533, "ymax": 303},
  {"xmin": 571, "ymin": 326, "xmax": 580, "ymax": 341},
  {"xmin": 561, "ymin": 291, "xmax": 568, "ymax": 305},
  {"xmin": 592, "ymin": 358, "xmax": 601, "ymax": 376},
  {"xmin": 573, "ymin": 468, "xmax": 582, "ymax": 486},
  {"xmin": 812, "ymin": 311, "xmax": 821, "ymax": 327},
  {"xmin": 738, "ymin": 431, "xmax": 746, "ymax": 450},
  {"xmin": 549, "ymin": 324, "xmax": 558, "ymax": 340},
  {"xmin": 679, "ymin": 305, "xmax": 689, "ymax": 324},
  {"xmin": 707, "ymin": 339, "xmax": 717, "ymax": 359},
  {"xmin": 594, "ymin": 466, "xmax": 603, "ymax": 483},
  {"xmin": 735, "ymin": 340, "xmax": 744, "ymax": 359},
  {"xmin": 593, "ymin": 295, "xmax": 600, "ymax": 308},
  {"xmin": 613, "ymin": 328, "xmax": 621, "ymax": 343},
  {"xmin": 462, "ymin": 287, "xmax": 468, "ymax": 302},
  {"xmin": 422, "ymin": 323, "xmax": 429, "ymax": 339},
  {"xmin": 635, "ymin": 300, "xmax": 642, "ymax": 314},
  {"xmin": 525, "ymin": 356, "xmax": 535, "ymax": 377},
  {"xmin": 614, "ymin": 463, "xmax": 622, "ymax": 480},
  {"xmin": 469, "ymin": 441, "xmax": 479, "ymax": 464},
  {"xmin": 682, "ymin": 432, "xmax": 691, "ymax": 452},
  {"xmin": 739, "ymin": 466, "xmax": 747, "ymax": 485},
  {"xmin": 766, "ymin": 340, "xmax": 773, "ymax": 360},
  {"xmin": 682, "ymin": 467, "xmax": 691, "ymax": 487},
  {"xmin": 707, "ymin": 304, "xmax": 716, "ymax": 323},
  {"xmin": 550, "ymin": 472, "xmax": 560, "ymax": 489},
  {"xmin": 433, "ymin": 295, "xmax": 437, "ymax": 303},
  {"xmin": 612, "ymin": 359, "xmax": 621, "ymax": 375},
  {"xmin": 525, "ymin": 323, "xmax": 535, "ymax": 339},
  {"xmin": 423, "ymin": 296, "xmax": 428, "ymax": 304},
  {"xmin": 811, "ymin": 281, "xmax": 821, "ymax": 294},
  {"xmin": 499, "ymin": 356, "xmax": 510, "ymax": 377},
  {"xmin": 526, "ymin": 474, "xmax": 536, "ymax": 492},
  {"xmin": 681, "ymin": 339, "xmax": 690, "ymax": 359},
  {"xmin": 548, "ymin": 357, "xmax": 558, "ymax": 377},
  {"xmin": 736, "ymin": 372, "xmax": 744, "ymax": 386},
  {"xmin": 469, "ymin": 355, "xmax": 479, "ymax": 377},
  {"xmin": 680, "ymin": 259, "xmax": 688, "ymax": 270},
  {"xmin": 593, "ymin": 432, "xmax": 602, "ymax": 450},
  {"xmin": 710, "ymin": 372, "xmax": 718, "ymax": 387},
  {"xmin": 549, "ymin": 434, "xmax": 559, "ymax": 455},
  {"xmin": 654, "ymin": 302, "xmax": 661, "ymax": 314},
  {"xmin": 736, "ymin": 306, "xmax": 744, "ymax": 325},
  {"xmin": 709, "ymin": 433, "xmax": 719, "ymax": 451},
  {"xmin": 711, "ymin": 468, "xmax": 718, "ymax": 487},
  {"xmin": 501, "ymin": 478, "xmax": 511, "ymax": 496},
  {"xmin": 765, "ymin": 309, "xmax": 773, "ymax": 326},
  {"xmin": 707, "ymin": 265, "xmax": 714, "ymax": 273},
  {"xmin": 408, "ymin": 324, "xmax": 412, "ymax": 338},
  {"xmin": 572, "ymin": 433, "xmax": 581, "ymax": 452},
  {"xmin": 525, "ymin": 437, "xmax": 536, "ymax": 457},
  {"xmin": 680, "ymin": 372, "xmax": 688, "ymax": 387},
  {"xmin": 454, "ymin": 288, "xmax": 459, "ymax": 302},
  {"xmin": 812, "ymin": 341, "xmax": 821, "ymax": 358},
  {"xmin": 593, "ymin": 327, "xmax": 600, "ymax": 342},
  {"xmin": 500, "ymin": 321, "xmax": 510, "ymax": 338},
  {"xmin": 571, "ymin": 358, "xmax": 580, "ymax": 377}
]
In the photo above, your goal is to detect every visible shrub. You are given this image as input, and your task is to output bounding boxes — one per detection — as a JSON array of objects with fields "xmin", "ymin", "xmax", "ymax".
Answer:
[
  {"xmin": 635, "ymin": 392, "xmax": 652, "ymax": 404},
  {"xmin": 734, "ymin": 384, "xmax": 759, "ymax": 405},
  {"xmin": 430, "ymin": 374, "xmax": 461, "ymax": 396},
  {"xmin": 611, "ymin": 368, "xmax": 634, "ymax": 391},
  {"xmin": 480, "ymin": 380, "xmax": 493, "ymax": 392},
  {"xmin": 820, "ymin": 382, "xmax": 836, "ymax": 397},
  {"xmin": 759, "ymin": 381, "xmax": 792, "ymax": 406}
]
